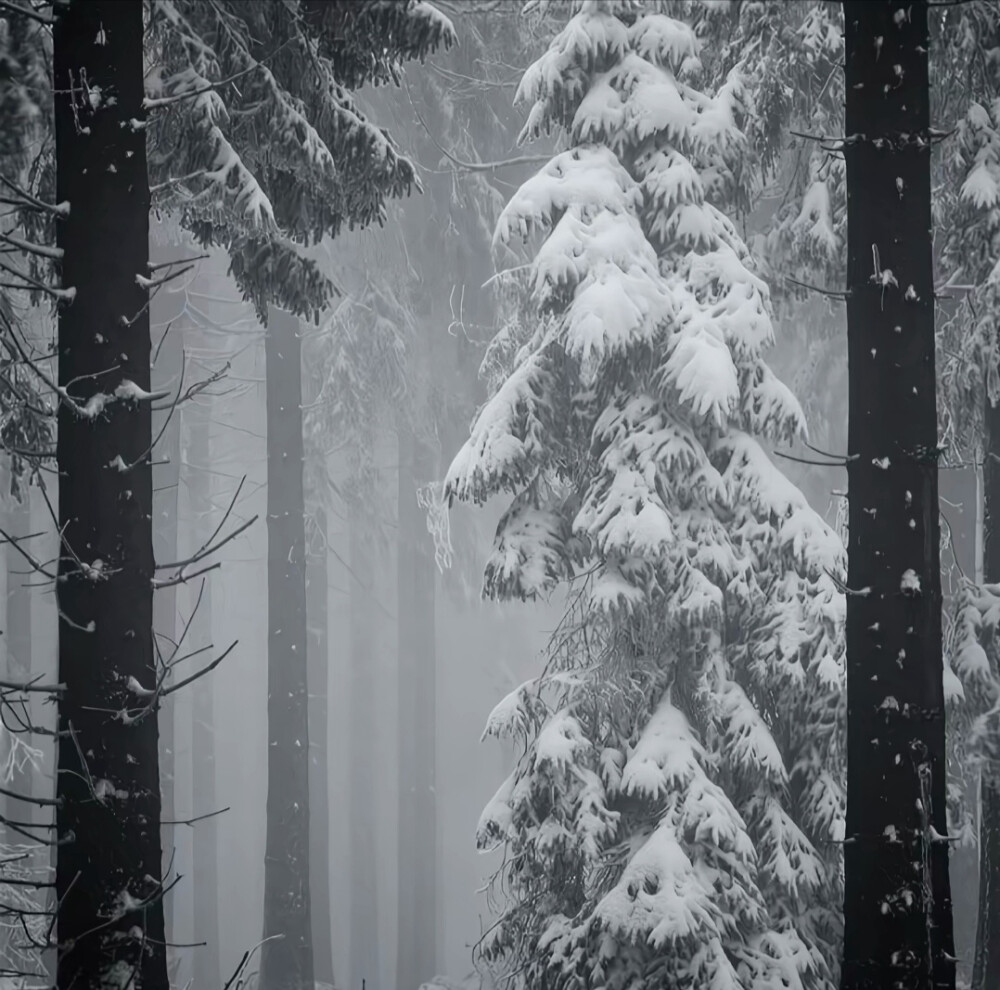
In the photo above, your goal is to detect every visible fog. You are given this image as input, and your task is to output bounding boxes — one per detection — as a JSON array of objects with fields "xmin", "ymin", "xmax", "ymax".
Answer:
[{"xmin": 0, "ymin": 3, "xmax": 988, "ymax": 989}]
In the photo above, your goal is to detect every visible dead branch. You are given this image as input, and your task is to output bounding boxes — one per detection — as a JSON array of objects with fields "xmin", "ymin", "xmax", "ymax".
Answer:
[
  {"xmin": 161, "ymin": 640, "xmax": 237, "ymax": 696},
  {"xmin": 148, "ymin": 253, "xmax": 209, "ymax": 273},
  {"xmin": 0, "ymin": 177, "xmax": 66, "ymax": 217},
  {"xmin": 161, "ymin": 805, "xmax": 229, "ymax": 827},
  {"xmin": 0, "ymin": 784, "xmax": 59, "ymax": 809},
  {"xmin": 0, "ymin": 233, "xmax": 62, "ymax": 262},
  {"xmin": 783, "ymin": 274, "xmax": 850, "ymax": 300}
]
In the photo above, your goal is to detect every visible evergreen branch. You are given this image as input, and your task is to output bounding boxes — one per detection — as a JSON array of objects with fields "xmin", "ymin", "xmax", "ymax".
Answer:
[
  {"xmin": 0, "ymin": 0, "xmax": 52, "ymax": 27},
  {"xmin": 142, "ymin": 42, "xmax": 293, "ymax": 110},
  {"xmin": 149, "ymin": 169, "xmax": 207, "ymax": 196}
]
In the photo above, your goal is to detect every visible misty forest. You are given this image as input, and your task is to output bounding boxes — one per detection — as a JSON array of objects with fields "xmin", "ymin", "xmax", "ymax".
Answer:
[{"xmin": 5, "ymin": 1, "xmax": 1000, "ymax": 990}]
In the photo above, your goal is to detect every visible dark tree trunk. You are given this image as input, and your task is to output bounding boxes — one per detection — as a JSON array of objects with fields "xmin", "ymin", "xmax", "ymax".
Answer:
[
  {"xmin": 151, "ymin": 299, "xmax": 182, "ymax": 957},
  {"xmin": 396, "ymin": 427, "xmax": 438, "ymax": 989},
  {"xmin": 306, "ymin": 501, "xmax": 334, "ymax": 987},
  {"xmin": 261, "ymin": 306, "xmax": 314, "ymax": 990},
  {"xmin": 973, "ymin": 392, "xmax": 1000, "ymax": 989},
  {"xmin": 187, "ymin": 379, "xmax": 222, "ymax": 990},
  {"xmin": 53, "ymin": 3, "xmax": 167, "ymax": 988},
  {"xmin": 349, "ymin": 520, "xmax": 378, "ymax": 990},
  {"xmin": 841, "ymin": 3, "xmax": 955, "ymax": 989}
]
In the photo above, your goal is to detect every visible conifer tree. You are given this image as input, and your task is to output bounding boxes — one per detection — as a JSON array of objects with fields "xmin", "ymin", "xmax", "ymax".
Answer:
[
  {"xmin": 447, "ymin": 4, "xmax": 846, "ymax": 987},
  {"xmin": 933, "ymin": 3, "xmax": 1000, "ymax": 985}
]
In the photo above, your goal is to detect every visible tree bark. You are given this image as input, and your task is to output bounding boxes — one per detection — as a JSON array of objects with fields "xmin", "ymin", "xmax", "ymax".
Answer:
[
  {"xmin": 53, "ymin": 2, "xmax": 167, "ymax": 988},
  {"xmin": 396, "ymin": 426, "xmax": 438, "ymax": 989},
  {"xmin": 841, "ymin": 4, "xmax": 955, "ymax": 989},
  {"xmin": 973, "ymin": 390, "xmax": 1000, "ymax": 989},
  {"xmin": 306, "ymin": 501, "xmax": 334, "ymax": 987},
  {"xmin": 186, "ymin": 379, "xmax": 222, "ymax": 990},
  {"xmin": 261, "ymin": 306, "xmax": 314, "ymax": 990},
  {"xmin": 349, "ymin": 520, "xmax": 378, "ymax": 990}
]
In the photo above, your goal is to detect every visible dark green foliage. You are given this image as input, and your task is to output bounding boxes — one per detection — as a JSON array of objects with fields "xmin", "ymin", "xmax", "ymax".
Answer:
[
  {"xmin": 0, "ymin": 6, "xmax": 56, "ymax": 490},
  {"xmin": 146, "ymin": 0, "xmax": 456, "ymax": 321}
]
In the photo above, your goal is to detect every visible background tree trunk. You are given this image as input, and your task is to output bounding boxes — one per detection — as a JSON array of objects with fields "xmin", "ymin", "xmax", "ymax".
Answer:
[
  {"xmin": 260, "ymin": 306, "xmax": 313, "ymax": 990},
  {"xmin": 841, "ymin": 3, "xmax": 955, "ymax": 988},
  {"xmin": 973, "ymin": 388, "xmax": 1000, "ymax": 989},
  {"xmin": 5, "ymin": 491, "xmax": 32, "ymax": 804},
  {"xmin": 396, "ymin": 426, "xmax": 438, "ymax": 989},
  {"xmin": 53, "ymin": 2, "xmax": 167, "ymax": 988},
  {"xmin": 151, "ymin": 296, "xmax": 182, "ymax": 968},
  {"xmin": 306, "ymin": 500, "xmax": 334, "ymax": 987},
  {"xmin": 187, "ymin": 375, "xmax": 222, "ymax": 990},
  {"xmin": 349, "ymin": 519, "xmax": 378, "ymax": 990}
]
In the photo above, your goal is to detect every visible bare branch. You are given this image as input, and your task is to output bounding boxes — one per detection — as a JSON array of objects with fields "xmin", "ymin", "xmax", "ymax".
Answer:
[
  {"xmin": 783, "ymin": 274, "xmax": 850, "ymax": 300},
  {"xmin": 148, "ymin": 253, "xmax": 209, "ymax": 273},
  {"xmin": 161, "ymin": 640, "xmax": 237, "ymax": 696},
  {"xmin": 0, "ymin": 176, "xmax": 67, "ymax": 217},
  {"xmin": 0, "ymin": 783, "xmax": 59, "ymax": 809},
  {"xmin": 0, "ymin": 233, "xmax": 62, "ymax": 261},
  {"xmin": 404, "ymin": 81, "xmax": 549, "ymax": 173},
  {"xmin": 154, "ymin": 514, "xmax": 255, "ymax": 572},
  {"xmin": 161, "ymin": 805, "xmax": 229, "ymax": 827}
]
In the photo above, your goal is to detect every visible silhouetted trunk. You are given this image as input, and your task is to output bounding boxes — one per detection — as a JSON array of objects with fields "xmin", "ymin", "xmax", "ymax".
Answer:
[
  {"xmin": 974, "ymin": 390, "xmax": 1000, "ymax": 989},
  {"xmin": 187, "ymin": 382, "xmax": 221, "ymax": 990},
  {"xmin": 151, "ymin": 299, "xmax": 181, "ymax": 955},
  {"xmin": 841, "ymin": 3, "xmax": 955, "ymax": 989},
  {"xmin": 396, "ymin": 426, "xmax": 437, "ymax": 989},
  {"xmin": 307, "ymin": 501, "xmax": 334, "ymax": 987},
  {"xmin": 261, "ymin": 306, "xmax": 313, "ymax": 990},
  {"xmin": 349, "ymin": 520, "xmax": 378, "ymax": 990},
  {"xmin": 53, "ymin": 3, "xmax": 167, "ymax": 989}
]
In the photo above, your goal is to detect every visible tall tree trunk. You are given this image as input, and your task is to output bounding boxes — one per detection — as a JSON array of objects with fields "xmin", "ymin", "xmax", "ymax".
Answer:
[
  {"xmin": 261, "ymin": 306, "xmax": 313, "ymax": 990},
  {"xmin": 5, "ymin": 491, "xmax": 32, "ymax": 803},
  {"xmin": 306, "ymin": 501, "xmax": 334, "ymax": 987},
  {"xmin": 349, "ymin": 520, "xmax": 378, "ymax": 990},
  {"xmin": 396, "ymin": 427, "xmax": 437, "ymax": 989},
  {"xmin": 53, "ymin": 3, "xmax": 167, "ymax": 988},
  {"xmin": 973, "ymin": 391, "xmax": 1000, "ymax": 988},
  {"xmin": 841, "ymin": 3, "xmax": 955, "ymax": 989},
  {"xmin": 151, "ymin": 302, "xmax": 181, "ymax": 963},
  {"xmin": 187, "ymin": 381, "xmax": 222, "ymax": 990}
]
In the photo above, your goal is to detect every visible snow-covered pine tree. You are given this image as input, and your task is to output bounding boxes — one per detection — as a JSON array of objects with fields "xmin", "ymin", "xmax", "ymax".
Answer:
[
  {"xmin": 445, "ymin": 3, "xmax": 846, "ymax": 988},
  {"xmin": 145, "ymin": 0, "xmax": 456, "ymax": 323},
  {"xmin": 932, "ymin": 4, "xmax": 1000, "ymax": 986}
]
